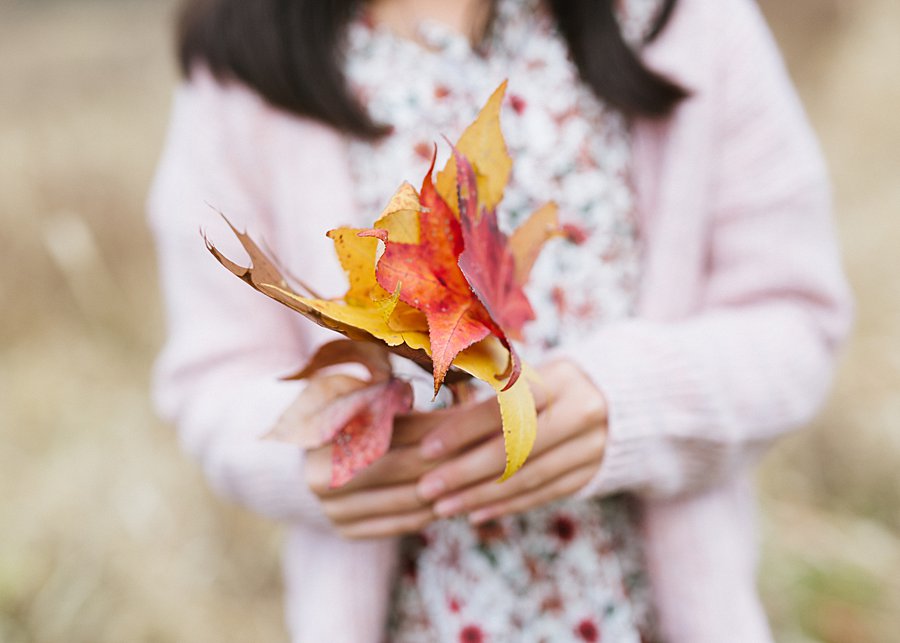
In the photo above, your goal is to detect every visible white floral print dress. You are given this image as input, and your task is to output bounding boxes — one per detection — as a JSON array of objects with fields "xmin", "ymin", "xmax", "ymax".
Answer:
[{"xmin": 344, "ymin": 0, "xmax": 663, "ymax": 641}]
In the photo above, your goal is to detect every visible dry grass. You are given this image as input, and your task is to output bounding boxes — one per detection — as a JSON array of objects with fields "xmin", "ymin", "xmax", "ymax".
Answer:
[
  {"xmin": 756, "ymin": 2, "xmax": 900, "ymax": 641},
  {"xmin": 0, "ymin": 2, "xmax": 287, "ymax": 641},
  {"xmin": 1, "ymin": 1, "xmax": 897, "ymax": 641}
]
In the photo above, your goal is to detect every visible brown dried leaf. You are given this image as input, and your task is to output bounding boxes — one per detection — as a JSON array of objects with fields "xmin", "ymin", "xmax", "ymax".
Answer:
[
  {"xmin": 509, "ymin": 202, "xmax": 560, "ymax": 285},
  {"xmin": 281, "ymin": 339, "xmax": 393, "ymax": 383},
  {"xmin": 203, "ymin": 215, "xmax": 440, "ymax": 376}
]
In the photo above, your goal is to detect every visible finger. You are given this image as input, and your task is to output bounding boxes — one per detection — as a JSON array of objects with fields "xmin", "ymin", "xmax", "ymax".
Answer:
[
  {"xmin": 417, "ymin": 391, "xmax": 601, "ymax": 500},
  {"xmin": 525, "ymin": 376, "xmax": 608, "ymax": 459},
  {"xmin": 431, "ymin": 428, "xmax": 605, "ymax": 518},
  {"xmin": 419, "ymin": 397, "xmax": 502, "ymax": 461},
  {"xmin": 336, "ymin": 444, "xmax": 432, "ymax": 491},
  {"xmin": 306, "ymin": 441, "xmax": 432, "ymax": 497},
  {"xmin": 528, "ymin": 392, "xmax": 583, "ymax": 456},
  {"xmin": 393, "ymin": 406, "xmax": 459, "ymax": 447},
  {"xmin": 338, "ymin": 508, "xmax": 435, "ymax": 540},
  {"xmin": 534, "ymin": 358, "xmax": 579, "ymax": 398},
  {"xmin": 418, "ymin": 379, "xmax": 559, "ymax": 463},
  {"xmin": 539, "ymin": 359, "xmax": 608, "ymax": 428},
  {"xmin": 304, "ymin": 445, "xmax": 335, "ymax": 497},
  {"xmin": 417, "ymin": 434, "xmax": 507, "ymax": 500},
  {"xmin": 525, "ymin": 370, "xmax": 552, "ymax": 410},
  {"xmin": 321, "ymin": 483, "xmax": 425, "ymax": 524},
  {"xmin": 466, "ymin": 464, "xmax": 598, "ymax": 525}
]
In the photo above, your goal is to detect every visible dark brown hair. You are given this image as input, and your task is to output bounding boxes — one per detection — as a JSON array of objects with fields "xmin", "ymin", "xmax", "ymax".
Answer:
[{"xmin": 178, "ymin": 0, "xmax": 686, "ymax": 139}]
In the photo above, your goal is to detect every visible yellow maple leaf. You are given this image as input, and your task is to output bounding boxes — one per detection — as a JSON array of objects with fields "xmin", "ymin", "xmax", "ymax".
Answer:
[
  {"xmin": 454, "ymin": 338, "xmax": 537, "ymax": 481},
  {"xmin": 436, "ymin": 80, "xmax": 513, "ymax": 214}
]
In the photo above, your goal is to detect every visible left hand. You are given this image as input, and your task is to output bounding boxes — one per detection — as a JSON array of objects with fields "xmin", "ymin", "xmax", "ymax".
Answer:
[
  {"xmin": 303, "ymin": 405, "xmax": 456, "ymax": 539},
  {"xmin": 415, "ymin": 359, "xmax": 608, "ymax": 524}
]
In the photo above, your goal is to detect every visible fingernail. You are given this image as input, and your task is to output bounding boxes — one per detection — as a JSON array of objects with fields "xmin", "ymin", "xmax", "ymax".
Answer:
[
  {"xmin": 421, "ymin": 438, "xmax": 444, "ymax": 460},
  {"xmin": 417, "ymin": 477, "xmax": 445, "ymax": 500},
  {"xmin": 468, "ymin": 509, "xmax": 492, "ymax": 524},
  {"xmin": 434, "ymin": 497, "xmax": 463, "ymax": 518}
]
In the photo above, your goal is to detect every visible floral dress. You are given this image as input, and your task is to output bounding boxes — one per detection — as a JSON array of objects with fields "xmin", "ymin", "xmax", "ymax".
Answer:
[{"xmin": 344, "ymin": 0, "xmax": 663, "ymax": 640}]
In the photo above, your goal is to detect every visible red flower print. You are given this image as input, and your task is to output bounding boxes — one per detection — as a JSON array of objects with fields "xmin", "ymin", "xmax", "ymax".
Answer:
[
  {"xmin": 575, "ymin": 300, "xmax": 598, "ymax": 320},
  {"xmin": 476, "ymin": 519, "xmax": 506, "ymax": 542},
  {"xmin": 460, "ymin": 624, "xmax": 485, "ymax": 643},
  {"xmin": 552, "ymin": 105, "xmax": 579, "ymax": 126},
  {"xmin": 550, "ymin": 515, "xmax": 577, "ymax": 542},
  {"xmin": 577, "ymin": 142, "xmax": 595, "ymax": 169},
  {"xmin": 435, "ymin": 84, "xmax": 451, "ymax": 99},
  {"xmin": 414, "ymin": 141, "xmax": 433, "ymax": 161},
  {"xmin": 602, "ymin": 244, "xmax": 622, "ymax": 263},
  {"xmin": 541, "ymin": 595, "xmax": 564, "ymax": 613},
  {"xmin": 525, "ymin": 554, "xmax": 543, "ymax": 580},
  {"xmin": 449, "ymin": 596, "xmax": 462, "ymax": 613},
  {"xmin": 509, "ymin": 94, "xmax": 527, "ymax": 115},
  {"xmin": 562, "ymin": 222, "xmax": 589, "ymax": 245},
  {"xmin": 576, "ymin": 618, "xmax": 600, "ymax": 642},
  {"xmin": 551, "ymin": 286, "xmax": 567, "ymax": 317}
]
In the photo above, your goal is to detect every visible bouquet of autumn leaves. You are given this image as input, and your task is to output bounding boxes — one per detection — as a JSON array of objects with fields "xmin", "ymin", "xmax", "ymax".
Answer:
[{"xmin": 206, "ymin": 82, "xmax": 560, "ymax": 488}]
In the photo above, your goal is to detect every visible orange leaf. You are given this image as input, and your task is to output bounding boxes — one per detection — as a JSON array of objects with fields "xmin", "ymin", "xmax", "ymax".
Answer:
[
  {"xmin": 509, "ymin": 202, "xmax": 560, "ymax": 286},
  {"xmin": 454, "ymin": 147, "xmax": 535, "ymax": 341},
  {"xmin": 362, "ymin": 162, "xmax": 505, "ymax": 396}
]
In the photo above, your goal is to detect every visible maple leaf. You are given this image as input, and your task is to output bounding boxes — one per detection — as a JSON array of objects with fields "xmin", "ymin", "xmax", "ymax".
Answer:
[
  {"xmin": 266, "ymin": 340, "xmax": 414, "ymax": 487},
  {"xmin": 509, "ymin": 202, "xmax": 560, "ymax": 286},
  {"xmin": 281, "ymin": 338, "xmax": 393, "ymax": 383},
  {"xmin": 326, "ymin": 378, "xmax": 412, "ymax": 487},
  {"xmin": 268, "ymin": 375, "xmax": 414, "ymax": 487},
  {"xmin": 361, "ymin": 173, "xmax": 506, "ymax": 396},
  {"xmin": 205, "ymin": 216, "xmax": 440, "ymax": 376},
  {"xmin": 454, "ymin": 146, "xmax": 536, "ymax": 341},
  {"xmin": 436, "ymin": 81, "xmax": 512, "ymax": 213},
  {"xmin": 206, "ymin": 80, "xmax": 562, "ymax": 483},
  {"xmin": 452, "ymin": 337, "xmax": 538, "ymax": 481}
]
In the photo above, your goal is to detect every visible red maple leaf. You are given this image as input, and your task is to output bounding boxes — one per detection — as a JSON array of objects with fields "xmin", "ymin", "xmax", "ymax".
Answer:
[
  {"xmin": 361, "ymin": 156, "xmax": 509, "ymax": 395},
  {"xmin": 454, "ymin": 147, "xmax": 536, "ymax": 340},
  {"xmin": 265, "ymin": 341, "xmax": 414, "ymax": 487},
  {"xmin": 327, "ymin": 378, "xmax": 413, "ymax": 487}
]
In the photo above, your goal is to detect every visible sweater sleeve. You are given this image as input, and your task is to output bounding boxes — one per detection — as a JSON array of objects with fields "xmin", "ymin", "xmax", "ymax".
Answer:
[
  {"xmin": 147, "ymin": 70, "xmax": 333, "ymax": 528},
  {"xmin": 559, "ymin": 0, "xmax": 854, "ymax": 499}
]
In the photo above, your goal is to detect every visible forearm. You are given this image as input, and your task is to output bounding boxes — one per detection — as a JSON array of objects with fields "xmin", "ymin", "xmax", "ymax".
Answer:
[
  {"xmin": 153, "ymin": 347, "xmax": 335, "ymax": 526},
  {"xmin": 560, "ymin": 299, "xmax": 845, "ymax": 499}
]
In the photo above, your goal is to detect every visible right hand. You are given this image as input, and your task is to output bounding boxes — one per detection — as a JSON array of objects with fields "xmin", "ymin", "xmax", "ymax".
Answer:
[{"xmin": 304, "ymin": 407, "xmax": 456, "ymax": 539}]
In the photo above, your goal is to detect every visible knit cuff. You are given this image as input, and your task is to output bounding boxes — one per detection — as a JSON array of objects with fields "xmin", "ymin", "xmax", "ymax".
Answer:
[{"xmin": 549, "ymin": 320, "xmax": 711, "ymax": 499}]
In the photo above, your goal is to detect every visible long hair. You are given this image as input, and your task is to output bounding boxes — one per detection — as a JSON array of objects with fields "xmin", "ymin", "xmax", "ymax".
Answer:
[{"xmin": 178, "ymin": 0, "xmax": 686, "ymax": 139}]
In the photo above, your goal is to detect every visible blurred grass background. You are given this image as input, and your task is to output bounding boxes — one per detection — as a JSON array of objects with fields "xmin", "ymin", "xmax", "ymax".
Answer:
[{"xmin": 0, "ymin": 0, "xmax": 897, "ymax": 641}]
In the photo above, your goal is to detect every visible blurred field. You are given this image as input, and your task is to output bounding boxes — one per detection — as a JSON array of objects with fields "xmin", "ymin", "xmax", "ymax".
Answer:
[{"xmin": 1, "ymin": 1, "xmax": 897, "ymax": 641}]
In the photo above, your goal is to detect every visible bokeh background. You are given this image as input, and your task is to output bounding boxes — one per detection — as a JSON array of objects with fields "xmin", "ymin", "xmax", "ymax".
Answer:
[{"xmin": 1, "ymin": 0, "xmax": 897, "ymax": 641}]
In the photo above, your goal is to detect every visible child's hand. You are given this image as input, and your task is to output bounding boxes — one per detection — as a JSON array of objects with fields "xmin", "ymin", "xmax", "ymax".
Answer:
[
  {"xmin": 414, "ymin": 359, "xmax": 608, "ymax": 524},
  {"xmin": 304, "ymin": 407, "xmax": 452, "ymax": 539}
]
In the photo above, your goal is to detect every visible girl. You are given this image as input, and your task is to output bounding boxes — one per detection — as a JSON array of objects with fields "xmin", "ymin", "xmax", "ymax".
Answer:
[{"xmin": 149, "ymin": 0, "xmax": 852, "ymax": 640}]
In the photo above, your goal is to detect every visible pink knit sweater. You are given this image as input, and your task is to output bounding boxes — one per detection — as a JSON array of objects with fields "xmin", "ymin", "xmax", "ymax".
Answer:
[{"xmin": 148, "ymin": 0, "xmax": 852, "ymax": 640}]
